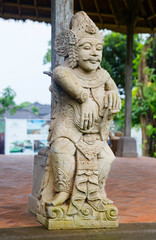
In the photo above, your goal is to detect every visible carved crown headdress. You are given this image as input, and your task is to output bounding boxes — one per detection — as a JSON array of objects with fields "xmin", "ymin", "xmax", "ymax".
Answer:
[{"xmin": 55, "ymin": 11, "xmax": 103, "ymax": 68}]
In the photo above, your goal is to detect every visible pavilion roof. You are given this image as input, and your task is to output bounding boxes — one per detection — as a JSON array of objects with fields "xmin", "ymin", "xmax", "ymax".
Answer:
[{"xmin": 0, "ymin": 0, "xmax": 156, "ymax": 33}]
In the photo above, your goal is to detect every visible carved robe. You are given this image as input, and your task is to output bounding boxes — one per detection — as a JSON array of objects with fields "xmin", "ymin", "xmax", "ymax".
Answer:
[{"xmin": 48, "ymin": 64, "xmax": 118, "ymax": 145}]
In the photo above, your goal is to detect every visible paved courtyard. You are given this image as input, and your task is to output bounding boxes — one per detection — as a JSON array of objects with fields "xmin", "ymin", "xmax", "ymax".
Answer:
[{"xmin": 0, "ymin": 155, "xmax": 156, "ymax": 228}]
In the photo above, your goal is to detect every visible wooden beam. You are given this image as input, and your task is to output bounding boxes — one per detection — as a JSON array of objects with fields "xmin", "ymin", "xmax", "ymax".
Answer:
[
  {"xmin": 79, "ymin": 0, "xmax": 84, "ymax": 11},
  {"xmin": 83, "ymin": 11, "xmax": 114, "ymax": 18},
  {"xmin": 124, "ymin": 23, "xmax": 133, "ymax": 136},
  {"xmin": 93, "ymin": 0, "xmax": 103, "ymax": 25},
  {"xmin": 95, "ymin": 22, "xmax": 156, "ymax": 33},
  {"xmin": 3, "ymin": 2, "xmax": 50, "ymax": 12},
  {"xmin": 110, "ymin": 0, "xmax": 128, "ymax": 25},
  {"xmin": 140, "ymin": 3, "xmax": 154, "ymax": 29},
  {"xmin": 148, "ymin": 14, "xmax": 156, "ymax": 21},
  {"xmin": 51, "ymin": 0, "xmax": 73, "ymax": 71},
  {"xmin": 123, "ymin": 0, "xmax": 128, "ymax": 8},
  {"xmin": 108, "ymin": 0, "xmax": 118, "ymax": 25},
  {"xmin": 51, "ymin": 0, "xmax": 73, "ymax": 111},
  {"xmin": 148, "ymin": 0, "xmax": 155, "ymax": 15},
  {"xmin": 17, "ymin": 0, "xmax": 21, "ymax": 17},
  {"xmin": 0, "ymin": 12, "xmax": 51, "ymax": 23},
  {"xmin": 0, "ymin": 0, "xmax": 3, "ymax": 15},
  {"xmin": 34, "ymin": 0, "xmax": 38, "ymax": 17},
  {"xmin": 124, "ymin": 0, "xmax": 141, "ymax": 137}
]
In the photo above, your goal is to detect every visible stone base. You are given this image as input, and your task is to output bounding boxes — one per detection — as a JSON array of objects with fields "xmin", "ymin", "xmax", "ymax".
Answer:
[
  {"xmin": 116, "ymin": 137, "xmax": 138, "ymax": 157},
  {"xmin": 37, "ymin": 203, "xmax": 118, "ymax": 230},
  {"xmin": 37, "ymin": 214, "xmax": 118, "ymax": 230},
  {"xmin": 28, "ymin": 194, "xmax": 38, "ymax": 215},
  {"xmin": 27, "ymin": 150, "xmax": 48, "ymax": 215}
]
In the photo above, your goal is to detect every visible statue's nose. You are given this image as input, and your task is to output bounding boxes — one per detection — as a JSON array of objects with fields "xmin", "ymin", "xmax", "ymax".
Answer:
[{"xmin": 91, "ymin": 46, "xmax": 98, "ymax": 56}]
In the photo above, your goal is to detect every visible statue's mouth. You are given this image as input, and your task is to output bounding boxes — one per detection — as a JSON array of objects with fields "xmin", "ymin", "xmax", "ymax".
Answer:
[
  {"xmin": 89, "ymin": 60, "xmax": 98, "ymax": 64},
  {"xmin": 83, "ymin": 58, "xmax": 100, "ymax": 64}
]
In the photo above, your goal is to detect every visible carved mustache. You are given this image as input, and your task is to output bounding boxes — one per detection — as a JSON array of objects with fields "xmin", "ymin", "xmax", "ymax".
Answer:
[{"xmin": 82, "ymin": 57, "xmax": 101, "ymax": 62}]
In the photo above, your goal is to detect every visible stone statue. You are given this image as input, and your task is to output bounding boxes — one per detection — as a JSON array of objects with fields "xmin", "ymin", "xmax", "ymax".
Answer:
[{"xmin": 37, "ymin": 11, "xmax": 121, "ymax": 229}]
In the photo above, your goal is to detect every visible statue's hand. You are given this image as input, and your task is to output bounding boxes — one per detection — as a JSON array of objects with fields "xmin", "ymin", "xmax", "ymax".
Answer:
[
  {"xmin": 104, "ymin": 90, "xmax": 121, "ymax": 111},
  {"xmin": 80, "ymin": 98, "xmax": 98, "ymax": 130}
]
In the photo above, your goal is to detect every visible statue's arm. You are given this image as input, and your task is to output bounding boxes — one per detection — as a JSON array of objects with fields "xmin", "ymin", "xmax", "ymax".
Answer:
[
  {"xmin": 105, "ymin": 75, "xmax": 118, "ymax": 92},
  {"xmin": 103, "ymin": 72, "xmax": 121, "ymax": 110},
  {"xmin": 53, "ymin": 67, "xmax": 88, "ymax": 103}
]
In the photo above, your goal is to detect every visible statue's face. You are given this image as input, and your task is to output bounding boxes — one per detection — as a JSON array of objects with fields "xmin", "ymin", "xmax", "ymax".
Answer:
[{"xmin": 77, "ymin": 37, "xmax": 103, "ymax": 72}]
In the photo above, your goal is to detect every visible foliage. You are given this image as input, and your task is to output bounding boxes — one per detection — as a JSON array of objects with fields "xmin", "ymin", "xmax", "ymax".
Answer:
[
  {"xmin": 113, "ymin": 99, "xmax": 125, "ymax": 131},
  {"xmin": 101, "ymin": 32, "xmax": 144, "ymax": 94},
  {"xmin": 18, "ymin": 102, "xmax": 39, "ymax": 115},
  {"xmin": 0, "ymin": 87, "xmax": 39, "ymax": 118},
  {"xmin": 0, "ymin": 87, "xmax": 17, "ymax": 118},
  {"xmin": 19, "ymin": 102, "xmax": 31, "ymax": 109},
  {"xmin": 43, "ymin": 40, "xmax": 51, "ymax": 65},
  {"xmin": 131, "ymin": 36, "xmax": 156, "ymax": 157},
  {"xmin": 31, "ymin": 106, "xmax": 39, "ymax": 115}
]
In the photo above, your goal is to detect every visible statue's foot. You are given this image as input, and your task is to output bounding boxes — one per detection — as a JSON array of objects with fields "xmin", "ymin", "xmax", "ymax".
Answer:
[
  {"xmin": 101, "ymin": 197, "xmax": 113, "ymax": 205},
  {"xmin": 46, "ymin": 192, "xmax": 70, "ymax": 207},
  {"xmin": 99, "ymin": 192, "xmax": 113, "ymax": 205}
]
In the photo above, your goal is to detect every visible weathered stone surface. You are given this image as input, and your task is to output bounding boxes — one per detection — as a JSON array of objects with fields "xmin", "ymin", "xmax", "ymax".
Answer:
[
  {"xmin": 28, "ymin": 154, "xmax": 48, "ymax": 214},
  {"xmin": 116, "ymin": 137, "xmax": 138, "ymax": 157},
  {"xmin": 32, "ymin": 11, "xmax": 121, "ymax": 229}
]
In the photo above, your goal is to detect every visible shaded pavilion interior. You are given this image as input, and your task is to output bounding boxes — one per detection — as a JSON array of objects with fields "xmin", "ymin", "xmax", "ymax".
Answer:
[{"xmin": 0, "ymin": 0, "xmax": 156, "ymax": 33}]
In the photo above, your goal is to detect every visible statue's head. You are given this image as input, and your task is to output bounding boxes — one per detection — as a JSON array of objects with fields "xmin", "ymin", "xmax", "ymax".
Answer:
[{"xmin": 55, "ymin": 11, "xmax": 104, "ymax": 71}]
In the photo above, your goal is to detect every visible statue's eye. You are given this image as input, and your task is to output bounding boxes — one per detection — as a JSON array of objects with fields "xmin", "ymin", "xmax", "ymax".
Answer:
[
  {"xmin": 84, "ymin": 45, "xmax": 91, "ymax": 50},
  {"xmin": 96, "ymin": 44, "xmax": 102, "ymax": 51},
  {"xmin": 96, "ymin": 47, "xmax": 102, "ymax": 51}
]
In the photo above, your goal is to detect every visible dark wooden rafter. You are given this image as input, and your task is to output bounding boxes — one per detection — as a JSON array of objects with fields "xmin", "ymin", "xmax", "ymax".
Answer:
[
  {"xmin": 0, "ymin": 0, "xmax": 3, "ymax": 15},
  {"xmin": 0, "ymin": 0, "xmax": 156, "ymax": 33},
  {"xmin": 107, "ymin": 0, "xmax": 118, "ymax": 25},
  {"xmin": 79, "ymin": 0, "xmax": 84, "ymax": 11},
  {"xmin": 148, "ymin": 0, "xmax": 155, "ymax": 14},
  {"xmin": 140, "ymin": 1, "xmax": 154, "ymax": 30},
  {"xmin": 127, "ymin": 0, "xmax": 142, "ymax": 25},
  {"xmin": 122, "ymin": 0, "xmax": 128, "ymax": 8},
  {"xmin": 34, "ymin": 0, "xmax": 38, "ymax": 18},
  {"xmin": 82, "ymin": 11, "xmax": 115, "ymax": 18},
  {"xmin": 2, "ymin": 2, "xmax": 50, "ymax": 12},
  {"xmin": 17, "ymin": 0, "xmax": 21, "ymax": 17},
  {"xmin": 110, "ymin": 0, "xmax": 127, "ymax": 25},
  {"xmin": 1, "ymin": 12, "xmax": 51, "ymax": 23},
  {"xmin": 148, "ymin": 14, "xmax": 156, "ymax": 20},
  {"xmin": 93, "ymin": 0, "xmax": 103, "ymax": 26}
]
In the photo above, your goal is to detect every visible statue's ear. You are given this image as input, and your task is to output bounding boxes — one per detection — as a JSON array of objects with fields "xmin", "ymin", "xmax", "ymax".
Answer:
[{"xmin": 55, "ymin": 30, "xmax": 77, "ymax": 57}]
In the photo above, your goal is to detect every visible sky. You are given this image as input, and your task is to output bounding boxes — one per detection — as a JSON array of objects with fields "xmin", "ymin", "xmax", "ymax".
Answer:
[{"xmin": 0, "ymin": 19, "xmax": 51, "ymax": 105}]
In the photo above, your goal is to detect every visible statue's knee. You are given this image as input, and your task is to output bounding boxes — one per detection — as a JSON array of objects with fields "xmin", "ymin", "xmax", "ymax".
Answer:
[
  {"xmin": 98, "ymin": 146, "xmax": 115, "ymax": 164},
  {"xmin": 51, "ymin": 138, "xmax": 76, "ymax": 155}
]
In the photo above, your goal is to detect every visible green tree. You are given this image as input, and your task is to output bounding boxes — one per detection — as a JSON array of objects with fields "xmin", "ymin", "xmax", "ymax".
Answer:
[
  {"xmin": 31, "ymin": 106, "xmax": 39, "ymax": 115},
  {"xmin": 0, "ymin": 87, "xmax": 17, "ymax": 118},
  {"xmin": 19, "ymin": 102, "xmax": 32, "ymax": 109},
  {"xmin": 115, "ymin": 36, "xmax": 156, "ymax": 157},
  {"xmin": 101, "ymin": 32, "xmax": 144, "ymax": 94},
  {"xmin": 43, "ymin": 40, "xmax": 51, "ymax": 65},
  {"xmin": 132, "ymin": 36, "xmax": 156, "ymax": 157}
]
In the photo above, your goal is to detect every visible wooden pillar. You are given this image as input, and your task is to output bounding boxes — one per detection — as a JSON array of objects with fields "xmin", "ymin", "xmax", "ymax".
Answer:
[
  {"xmin": 124, "ymin": 23, "xmax": 134, "ymax": 137},
  {"xmin": 51, "ymin": 0, "xmax": 73, "ymax": 105},
  {"xmin": 116, "ymin": 0, "xmax": 139, "ymax": 157}
]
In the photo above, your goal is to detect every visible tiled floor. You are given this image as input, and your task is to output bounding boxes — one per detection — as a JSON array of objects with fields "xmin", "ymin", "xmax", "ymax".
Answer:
[{"xmin": 0, "ymin": 155, "xmax": 156, "ymax": 228}]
